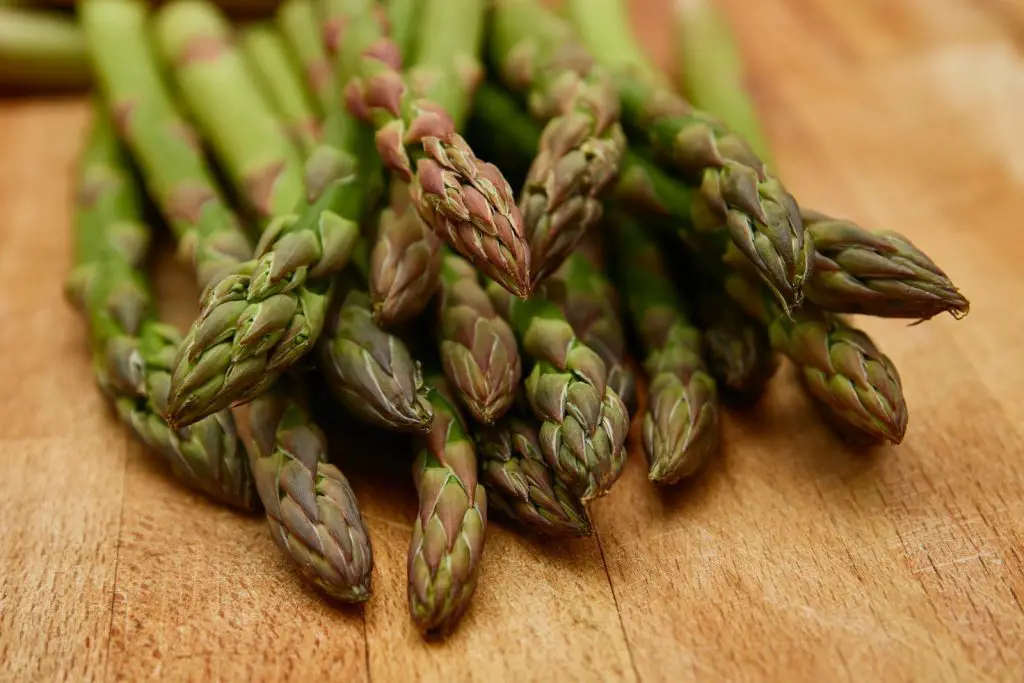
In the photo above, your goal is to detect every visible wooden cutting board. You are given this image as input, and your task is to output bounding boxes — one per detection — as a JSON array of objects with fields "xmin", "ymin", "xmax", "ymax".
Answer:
[{"xmin": 2, "ymin": 0, "xmax": 1022, "ymax": 680}]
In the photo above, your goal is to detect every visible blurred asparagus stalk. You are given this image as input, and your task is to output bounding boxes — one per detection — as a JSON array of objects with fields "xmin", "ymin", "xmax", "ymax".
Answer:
[
  {"xmin": 239, "ymin": 22, "xmax": 322, "ymax": 156},
  {"xmin": 672, "ymin": 0, "xmax": 772, "ymax": 161},
  {"xmin": 0, "ymin": 7, "xmax": 91, "ymax": 90}
]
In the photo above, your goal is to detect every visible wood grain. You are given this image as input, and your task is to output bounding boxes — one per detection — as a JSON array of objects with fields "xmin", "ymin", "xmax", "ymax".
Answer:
[{"xmin": 2, "ymin": 1, "xmax": 1024, "ymax": 681}]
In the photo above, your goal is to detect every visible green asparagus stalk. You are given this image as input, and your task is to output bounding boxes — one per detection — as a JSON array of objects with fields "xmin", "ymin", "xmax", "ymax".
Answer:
[
  {"xmin": 234, "ymin": 381, "xmax": 374, "ymax": 602},
  {"xmin": 487, "ymin": 282, "xmax": 629, "ymax": 502},
  {"xmin": 81, "ymin": 0, "xmax": 253, "ymax": 292},
  {"xmin": 384, "ymin": 0, "xmax": 421, "ymax": 62},
  {"xmin": 0, "ymin": 7, "xmax": 91, "ymax": 90},
  {"xmin": 726, "ymin": 273, "xmax": 908, "ymax": 443},
  {"xmin": 153, "ymin": 0, "xmax": 364, "ymax": 427},
  {"xmin": 154, "ymin": 1, "xmax": 306, "ymax": 217},
  {"xmin": 408, "ymin": 376, "xmax": 487, "ymax": 636},
  {"xmin": 319, "ymin": 287, "xmax": 433, "ymax": 431},
  {"xmin": 476, "ymin": 414, "xmax": 591, "ymax": 537},
  {"xmin": 66, "ymin": 105, "xmax": 256, "ymax": 511},
  {"xmin": 609, "ymin": 214, "xmax": 720, "ymax": 484},
  {"xmin": 693, "ymin": 282, "xmax": 778, "ymax": 403},
  {"xmin": 323, "ymin": 0, "xmax": 531, "ymax": 298},
  {"xmin": 240, "ymin": 22, "xmax": 323, "ymax": 157},
  {"xmin": 437, "ymin": 252, "xmax": 521, "ymax": 425},
  {"xmin": 670, "ymin": 0, "xmax": 771, "ymax": 161},
  {"xmin": 488, "ymin": 0, "xmax": 627, "ymax": 287},
  {"xmin": 564, "ymin": 0, "xmax": 812, "ymax": 314},
  {"xmin": 276, "ymin": 0, "xmax": 336, "ymax": 116},
  {"xmin": 669, "ymin": 0, "xmax": 968, "ymax": 321},
  {"xmin": 544, "ymin": 250, "xmax": 636, "ymax": 413}
]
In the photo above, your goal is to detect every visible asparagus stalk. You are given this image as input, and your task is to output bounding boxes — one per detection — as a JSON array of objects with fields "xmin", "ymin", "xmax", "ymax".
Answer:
[
  {"xmin": 408, "ymin": 376, "xmax": 487, "ymax": 636},
  {"xmin": 609, "ymin": 214, "xmax": 720, "ymax": 484},
  {"xmin": 154, "ymin": 1, "xmax": 306, "ymax": 217},
  {"xmin": 67, "ymin": 106, "xmax": 256, "ymax": 511},
  {"xmin": 488, "ymin": 0, "xmax": 627, "ymax": 287},
  {"xmin": 384, "ymin": 0, "xmax": 421, "ymax": 62},
  {"xmin": 670, "ymin": 0, "xmax": 968, "ymax": 321},
  {"xmin": 323, "ymin": 0, "xmax": 531, "ymax": 298},
  {"xmin": 437, "ymin": 252, "xmax": 521, "ymax": 425},
  {"xmin": 726, "ymin": 274, "xmax": 908, "ymax": 443},
  {"xmin": 544, "ymin": 250, "xmax": 636, "ymax": 413},
  {"xmin": 234, "ymin": 380, "xmax": 374, "ymax": 602},
  {"xmin": 276, "ymin": 0, "xmax": 336, "ymax": 116},
  {"xmin": 81, "ymin": 0, "xmax": 253, "ymax": 292},
  {"xmin": 318, "ymin": 287, "xmax": 433, "ymax": 431},
  {"xmin": 0, "ymin": 7, "xmax": 91, "ymax": 90},
  {"xmin": 153, "ymin": 0, "xmax": 364, "ymax": 427},
  {"xmin": 240, "ymin": 22, "xmax": 323, "ymax": 156},
  {"xmin": 564, "ymin": 0, "xmax": 812, "ymax": 314},
  {"xmin": 670, "ymin": 0, "xmax": 772, "ymax": 161},
  {"xmin": 693, "ymin": 282, "xmax": 778, "ymax": 404},
  {"xmin": 476, "ymin": 414, "xmax": 591, "ymax": 537},
  {"xmin": 487, "ymin": 282, "xmax": 629, "ymax": 502}
]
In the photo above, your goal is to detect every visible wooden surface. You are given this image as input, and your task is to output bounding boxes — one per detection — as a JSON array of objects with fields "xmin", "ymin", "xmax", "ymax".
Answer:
[{"xmin": 2, "ymin": 0, "xmax": 1024, "ymax": 681}]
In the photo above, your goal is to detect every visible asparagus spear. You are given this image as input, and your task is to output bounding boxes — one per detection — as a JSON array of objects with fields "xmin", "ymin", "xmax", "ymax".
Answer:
[
  {"xmin": 487, "ymin": 282, "xmax": 629, "ymax": 502},
  {"xmin": 693, "ymin": 282, "xmax": 779, "ymax": 404},
  {"xmin": 319, "ymin": 286, "xmax": 433, "ymax": 431},
  {"xmin": 276, "ymin": 0, "xmax": 336, "ymax": 116},
  {"xmin": 234, "ymin": 381, "xmax": 374, "ymax": 602},
  {"xmin": 368, "ymin": 181, "xmax": 443, "ymax": 327},
  {"xmin": 671, "ymin": 0, "xmax": 771, "ymax": 161},
  {"xmin": 437, "ymin": 252, "xmax": 521, "ymax": 425},
  {"xmin": 564, "ymin": 0, "xmax": 812, "ymax": 314},
  {"xmin": 384, "ymin": 0, "xmax": 421, "ymax": 62},
  {"xmin": 476, "ymin": 414, "xmax": 591, "ymax": 537},
  {"xmin": 0, "ymin": 7, "xmax": 91, "ymax": 90},
  {"xmin": 240, "ymin": 22, "xmax": 322, "ymax": 156},
  {"xmin": 544, "ymin": 250, "xmax": 636, "ymax": 413},
  {"xmin": 408, "ymin": 376, "xmax": 487, "ymax": 636},
  {"xmin": 670, "ymin": 0, "xmax": 968, "ymax": 321},
  {"xmin": 609, "ymin": 215, "xmax": 720, "ymax": 484},
  {"xmin": 81, "ymin": 0, "xmax": 253, "ymax": 292},
  {"xmin": 726, "ymin": 273, "xmax": 908, "ymax": 443},
  {"xmin": 801, "ymin": 212, "xmax": 969, "ymax": 320},
  {"xmin": 323, "ymin": 0, "xmax": 531, "ymax": 298},
  {"xmin": 488, "ymin": 0, "xmax": 626, "ymax": 287},
  {"xmin": 153, "ymin": 0, "xmax": 364, "ymax": 427},
  {"xmin": 67, "ymin": 106, "xmax": 256, "ymax": 511}
]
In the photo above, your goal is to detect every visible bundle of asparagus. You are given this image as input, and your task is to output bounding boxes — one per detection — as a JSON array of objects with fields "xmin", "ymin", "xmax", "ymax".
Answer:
[{"xmin": 39, "ymin": 0, "xmax": 967, "ymax": 640}]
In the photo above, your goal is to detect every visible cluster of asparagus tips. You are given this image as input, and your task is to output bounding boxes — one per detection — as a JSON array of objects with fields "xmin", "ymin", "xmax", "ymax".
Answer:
[
  {"xmin": 488, "ymin": 282, "xmax": 630, "ymax": 502},
  {"xmin": 476, "ymin": 415, "xmax": 592, "ymax": 537}
]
